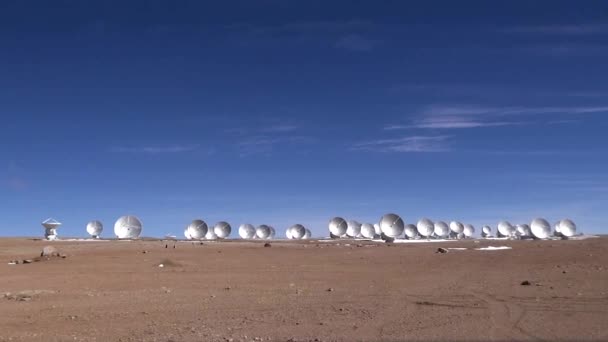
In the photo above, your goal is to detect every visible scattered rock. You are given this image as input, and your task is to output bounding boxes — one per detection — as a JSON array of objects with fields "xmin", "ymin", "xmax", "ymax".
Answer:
[
  {"xmin": 356, "ymin": 244, "xmax": 363, "ymax": 247},
  {"xmin": 327, "ymin": 288, "xmax": 334, "ymax": 292},
  {"xmin": 142, "ymin": 250, "xmax": 148, "ymax": 254},
  {"xmin": 521, "ymin": 280, "xmax": 531, "ymax": 286},
  {"xmin": 264, "ymin": 243, "xmax": 271, "ymax": 248},
  {"xmin": 158, "ymin": 258, "xmax": 180, "ymax": 267},
  {"xmin": 41, "ymin": 246, "xmax": 60, "ymax": 257},
  {"xmin": 22, "ymin": 259, "xmax": 33, "ymax": 264},
  {"xmin": 562, "ymin": 270, "xmax": 567, "ymax": 274},
  {"xmin": 224, "ymin": 286, "xmax": 231, "ymax": 290},
  {"xmin": 436, "ymin": 248, "xmax": 449, "ymax": 254}
]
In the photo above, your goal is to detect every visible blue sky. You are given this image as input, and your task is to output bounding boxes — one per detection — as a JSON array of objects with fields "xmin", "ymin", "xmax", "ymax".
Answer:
[{"xmin": 1, "ymin": 1, "xmax": 607, "ymax": 238}]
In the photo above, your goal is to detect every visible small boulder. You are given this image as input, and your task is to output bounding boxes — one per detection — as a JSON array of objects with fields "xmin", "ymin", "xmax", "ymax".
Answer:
[
  {"xmin": 41, "ymin": 246, "xmax": 60, "ymax": 257},
  {"xmin": 264, "ymin": 243, "xmax": 271, "ymax": 248},
  {"xmin": 521, "ymin": 280, "xmax": 531, "ymax": 286},
  {"xmin": 436, "ymin": 248, "xmax": 449, "ymax": 254}
]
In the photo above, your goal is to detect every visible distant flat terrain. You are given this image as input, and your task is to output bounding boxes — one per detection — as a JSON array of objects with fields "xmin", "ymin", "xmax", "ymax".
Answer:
[{"xmin": 1, "ymin": 237, "xmax": 607, "ymax": 342}]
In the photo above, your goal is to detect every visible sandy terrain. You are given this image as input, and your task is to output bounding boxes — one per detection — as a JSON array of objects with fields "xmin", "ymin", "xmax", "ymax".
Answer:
[{"xmin": 1, "ymin": 237, "xmax": 607, "ymax": 342}]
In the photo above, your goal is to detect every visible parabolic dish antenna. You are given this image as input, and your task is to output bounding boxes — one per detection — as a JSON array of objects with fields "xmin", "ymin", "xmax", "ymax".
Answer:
[
  {"xmin": 114, "ymin": 215, "xmax": 143, "ymax": 239},
  {"xmin": 516, "ymin": 224, "xmax": 531, "ymax": 237},
  {"xmin": 497, "ymin": 221, "xmax": 514, "ymax": 237},
  {"xmin": 213, "ymin": 221, "xmax": 231, "ymax": 239},
  {"xmin": 373, "ymin": 223, "xmax": 381, "ymax": 236},
  {"xmin": 184, "ymin": 228, "xmax": 192, "ymax": 240},
  {"xmin": 554, "ymin": 222, "xmax": 562, "ymax": 235},
  {"xmin": 239, "ymin": 224, "xmax": 256, "ymax": 239},
  {"xmin": 482, "ymin": 225, "xmax": 492, "ymax": 237},
  {"xmin": 42, "ymin": 218, "xmax": 61, "ymax": 230},
  {"xmin": 379, "ymin": 213, "xmax": 405, "ymax": 237},
  {"xmin": 449, "ymin": 221, "xmax": 464, "ymax": 234},
  {"xmin": 404, "ymin": 224, "xmax": 417, "ymax": 239},
  {"xmin": 289, "ymin": 224, "xmax": 306, "ymax": 239},
  {"xmin": 86, "ymin": 220, "xmax": 103, "ymax": 238},
  {"xmin": 530, "ymin": 218, "xmax": 551, "ymax": 239},
  {"xmin": 205, "ymin": 228, "xmax": 217, "ymax": 240},
  {"xmin": 328, "ymin": 217, "xmax": 348, "ymax": 236},
  {"xmin": 187, "ymin": 219, "xmax": 208, "ymax": 239},
  {"xmin": 346, "ymin": 220, "xmax": 361, "ymax": 238},
  {"xmin": 434, "ymin": 221, "xmax": 450, "ymax": 238},
  {"xmin": 417, "ymin": 218, "xmax": 434, "ymax": 238},
  {"xmin": 463, "ymin": 224, "xmax": 475, "ymax": 237},
  {"xmin": 303, "ymin": 228, "xmax": 312, "ymax": 239},
  {"xmin": 558, "ymin": 219, "xmax": 577, "ymax": 237},
  {"xmin": 360, "ymin": 223, "xmax": 375, "ymax": 239},
  {"xmin": 286, "ymin": 228, "xmax": 293, "ymax": 239},
  {"xmin": 256, "ymin": 225, "xmax": 271, "ymax": 239}
]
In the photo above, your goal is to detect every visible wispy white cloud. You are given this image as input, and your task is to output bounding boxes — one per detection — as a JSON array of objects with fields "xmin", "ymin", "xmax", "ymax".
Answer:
[
  {"xmin": 237, "ymin": 135, "xmax": 314, "ymax": 156},
  {"xmin": 385, "ymin": 104, "xmax": 608, "ymax": 132},
  {"xmin": 521, "ymin": 43, "xmax": 608, "ymax": 57},
  {"xmin": 262, "ymin": 124, "xmax": 298, "ymax": 133},
  {"xmin": 112, "ymin": 145, "xmax": 200, "ymax": 154},
  {"xmin": 420, "ymin": 104, "xmax": 608, "ymax": 116},
  {"xmin": 335, "ymin": 34, "xmax": 377, "ymax": 51},
  {"xmin": 385, "ymin": 117, "xmax": 520, "ymax": 130},
  {"xmin": 502, "ymin": 24, "xmax": 608, "ymax": 35},
  {"xmin": 353, "ymin": 135, "xmax": 450, "ymax": 153},
  {"xmin": 226, "ymin": 19, "xmax": 371, "ymax": 35}
]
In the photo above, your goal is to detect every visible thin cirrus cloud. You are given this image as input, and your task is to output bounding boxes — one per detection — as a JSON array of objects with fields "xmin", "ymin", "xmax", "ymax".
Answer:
[
  {"xmin": 261, "ymin": 124, "xmax": 299, "ymax": 133},
  {"xmin": 225, "ymin": 19, "xmax": 371, "ymax": 35},
  {"xmin": 420, "ymin": 104, "xmax": 608, "ymax": 116},
  {"xmin": 236, "ymin": 135, "xmax": 314, "ymax": 156},
  {"xmin": 352, "ymin": 135, "xmax": 450, "ymax": 153},
  {"xmin": 385, "ymin": 104, "xmax": 608, "ymax": 130},
  {"xmin": 111, "ymin": 144, "xmax": 200, "ymax": 154},
  {"xmin": 385, "ymin": 118, "xmax": 518, "ymax": 130},
  {"xmin": 501, "ymin": 24, "xmax": 608, "ymax": 35}
]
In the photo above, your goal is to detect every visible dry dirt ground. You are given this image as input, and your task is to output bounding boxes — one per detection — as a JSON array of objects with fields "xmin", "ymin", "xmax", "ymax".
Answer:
[{"xmin": 1, "ymin": 237, "xmax": 607, "ymax": 342}]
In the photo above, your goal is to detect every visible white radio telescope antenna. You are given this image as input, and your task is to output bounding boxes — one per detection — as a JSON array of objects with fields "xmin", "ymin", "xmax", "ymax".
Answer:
[
  {"xmin": 449, "ymin": 221, "xmax": 464, "ymax": 234},
  {"xmin": 256, "ymin": 225, "xmax": 272, "ymax": 239},
  {"xmin": 328, "ymin": 217, "xmax": 348, "ymax": 237},
  {"xmin": 86, "ymin": 220, "xmax": 103, "ymax": 238},
  {"xmin": 360, "ymin": 223, "xmax": 375, "ymax": 239},
  {"xmin": 530, "ymin": 218, "xmax": 551, "ymax": 239},
  {"xmin": 434, "ymin": 221, "xmax": 450, "ymax": 238},
  {"xmin": 289, "ymin": 224, "xmax": 306, "ymax": 239},
  {"xmin": 114, "ymin": 215, "xmax": 142, "ymax": 239},
  {"xmin": 187, "ymin": 219, "xmax": 208, "ymax": 240},
  {"xmin": 213, "ymin": 221, "xmax": 231, "ymax": 239},
  {"xmin": 239, "ymin": 224, "xmax": 256, "ymax": 239},
  {"xmin": 346, "ymin": 220, "xmax": 361, "ymax": 238},
  {"xmin": 497, "ymin": 221, "xmax": 515, "ymax": 238},
  {"xmin": 379, "ymin": 213, "xmax": 405, "ymax": 238},
  {"xmin": 558, "ymin": 219, "xmax": 577, "ymax": 237},
  {"xmin": 463, "ymin": 224, "xmax": 475, "ymax": 238},
  {"xmin": 417, "ymin": 218, "xmax": 434, "ymax": 238}
]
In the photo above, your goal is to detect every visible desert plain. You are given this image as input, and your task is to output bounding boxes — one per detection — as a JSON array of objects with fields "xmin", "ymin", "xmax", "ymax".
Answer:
[{"xmin": 1, "ymin": 237, "xmax": 607, "ymax": 342}]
